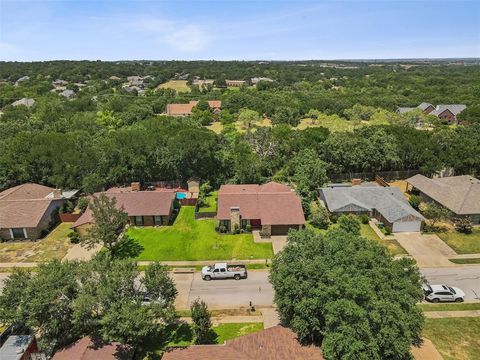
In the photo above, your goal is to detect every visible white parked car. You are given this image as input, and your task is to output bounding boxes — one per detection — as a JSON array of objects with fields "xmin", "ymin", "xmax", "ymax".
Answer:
[{"xmin": 423, "ymin": 284, "xmax": 465, "ymax": 303}]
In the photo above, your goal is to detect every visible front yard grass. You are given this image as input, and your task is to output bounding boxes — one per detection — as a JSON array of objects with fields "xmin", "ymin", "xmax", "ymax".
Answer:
[
  {"xmin": 418, "ymin": 303, "xmax": 480, "ymax": 311},
  {"xmin": 449, "ymin": 258, "xmax": 480, "ymax": 264},
  {"xmin": 197, "ymin": 190, "xmax": 218, "ymax": 213},
  {"xmin": 423, "ymin": 317, "xmax": 480, "ymax": 360},
  {"xmin": 0, "ymin": 222, "xmax": 73, "ymax": 263},
  {"xmin": 360, "ymin": 224, "xmax": 407, "ymax": 256},
  {"xmin": 129, "ymin": 207, "xmax": 273, "ymax": 261},
  {"xmin": 437, "ymin": 229, "xmax": 480, "ymax": 254}
]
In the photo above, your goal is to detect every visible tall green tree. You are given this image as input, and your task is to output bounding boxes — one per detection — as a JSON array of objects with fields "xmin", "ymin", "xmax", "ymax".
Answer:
[
  {"xmin": 190, "ymin": 298, "xmax": 214, "ymax": 344},
  {"xmin": 270, "ymin": 228, "xmax": 424, "ymax": 360}
]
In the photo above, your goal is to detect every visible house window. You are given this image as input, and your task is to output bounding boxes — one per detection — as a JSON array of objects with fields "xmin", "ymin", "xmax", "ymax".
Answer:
[
  {"xmin": 134, "ymin": 216, "xmax": 144, "ymax": 226},
  {"xmin": 154, "ymin": 216, "xmax": 162, "ymax": 226},
  {"xmin": 11, "ymin": 228, "xmax": 27, "ymax": 240}
]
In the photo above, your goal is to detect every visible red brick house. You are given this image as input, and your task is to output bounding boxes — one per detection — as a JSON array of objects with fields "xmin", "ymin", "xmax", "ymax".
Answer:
[
  {"xmin": 72, "ymin": 186, "xmax": 175, "ymax": 236},
  {"xmin": 166, "ymin": 100, "xmax": 221, "ymax": 116},
  {"xmin": 216, "ymin": 181, "xmax": 305, "ymax": 236},
  {"xmin": 0, "ymin": 183, "xmax": 78, "ymax": 240},
  {"xmin": 52, "ymin": 336, "xmax": 132, "ymax": 360},
  {"xmin": 398, "ymin": 103, "xmax": 466, "ymax": 124}
]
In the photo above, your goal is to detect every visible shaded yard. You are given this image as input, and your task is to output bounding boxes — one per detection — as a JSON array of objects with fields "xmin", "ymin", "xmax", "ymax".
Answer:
[
  {"xmin": 138, "ymin": 322, "xmax": 263, "ymax": 359},
  {"xmin": 129, "ymin": 207, "xmax": 273, "ymax": 261},
  {"xmin": 423, "ymin": 317, "xmax": 480, "ymax": 360},
  {"xmin": 437, "ymin": 229, "xmax": 480, "ymax": 254},
  {"xmin": 0, "ymin": 222, "xmax": 73, "ymax": 263}
]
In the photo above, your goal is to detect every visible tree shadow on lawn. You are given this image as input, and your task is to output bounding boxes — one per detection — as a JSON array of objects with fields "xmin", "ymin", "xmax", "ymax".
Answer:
[{"xmin": 113, "ymin": 236, "xmax": 144, "ymax": 259}]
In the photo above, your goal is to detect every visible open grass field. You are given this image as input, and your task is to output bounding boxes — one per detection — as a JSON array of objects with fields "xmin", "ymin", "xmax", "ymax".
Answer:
[
  {"xmin": 423, "ymin": 317, "xmax": 480, "ymax": 360},
  {"xmin": 129, "ymin": 207, "xmax": 273, "ymax": 261},
  {"xmin": 0, "ymin": 223, "xmax": 73, "ymax": 263},
  {"xmin": 157, "ymin": 80, "xmax": 190, "ymax": 92},
  {"xmin": 438, "ymin": 229, "xmax": 480, "ymax": 254},
  {"xmin": 197, "ymin": 190, "xmax": 218, "ymax": 213}
]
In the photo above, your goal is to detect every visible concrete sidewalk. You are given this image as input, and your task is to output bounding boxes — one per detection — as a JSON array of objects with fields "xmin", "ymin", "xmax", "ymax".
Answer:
[
  {"xmin": 138, "ymin": 259, "xmax": 270, "ymax": 266},
  {"xmin": 424, "ymin": 310, "xmax": 480, "ymax": 318},
  {"xmin": 180, "ymin": 315, "xmax": 263, "ymax": 325}
]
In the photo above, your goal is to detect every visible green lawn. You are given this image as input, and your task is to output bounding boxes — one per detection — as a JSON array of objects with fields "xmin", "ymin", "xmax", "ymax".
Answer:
[
  {"xmin": 157, "ymin": 80, "xmax": 190, "ymax": 93},
  {"xmin": 418, "ymin": 303, "xmax": 480, "ymax": 311},
  {"xmin": 360, "ymin": 224, "xmax": 407, "ymax": 256},
  {"xmin": 197, "ymin": 190, "xmax": 218, "ymax": 213},
  {"xmin": 423, "ymin": 317, "xmax": 480, "ymax": 360},
  {"xmin": 449, "ymin": 258, "xmax": 480, "ymax": 264},
  {"xmin": 129, "ymin": 207, "xmax": 273, "ymax": 261},
  {"xmin": 138, "ymin": 322, "xmax": 263, "ymax": 359},
  {"xmin": 438, "ymin": 229, "xmax": 480, "ymax": 254}
]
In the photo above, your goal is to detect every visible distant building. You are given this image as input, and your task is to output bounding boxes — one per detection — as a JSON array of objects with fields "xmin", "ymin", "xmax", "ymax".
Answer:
[
  {"xmin": 397, "ymin": 103, "xmax": 466, "ymax": 124},
  {"xmin": 52, "ymin": 79, "xmax": 68, "ymax": 86},
  {"xmin": 109, "ymin": 75, "xmax": 121, "ymax": 80},
  {"xmin": 11, "ymin": 98, "xmax": 35, "ymax": 107},
  {"xmin": 165, "ymin": 100, "xmax": 221, "ymax": 116},
  {"xmin": 15, "ymin": 76, "xmax": 30, "ymax": 85},
  {"xmin": 251, "ymin": 77, "xmax": 274, "ymax": 84},
  {"xmin": 226, "ymin": 80, "xmax": 246, "ymax": 87},
  {"xmin": 59, "ymin": 89, "xmax": 76, "ymax": 99}
]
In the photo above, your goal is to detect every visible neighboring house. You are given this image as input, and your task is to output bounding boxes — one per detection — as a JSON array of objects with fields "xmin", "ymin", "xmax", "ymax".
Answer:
[
  {"xmin": 406, "ymin": 174, "xmax": 480, "ymax": 224},
  {"xmin": 165, "ymin": 100, "xmax": 222, "ymax": 116},
  {"xmin": 15, "ymin": 76, "xmax": 30, "ymax": 85},
  {"xmin": 0, "ymin": 183, "xmax": 78, "ymax": 240},
  {"xmin": 11, "ymin": 98, "xmax": 35, "ymax": 107},
  {"xmin": 127, "ymin": 75, "xmax": 142, "ymax": 83},
  {"xmin": 109, "ymin": 75, "xmax": 121, "ymax": 80},
  {"xmin": 52, "ymin": 79, "xmax": 68, "ymax": 86},
  {"xmin": 0, "ymin": 335, "xmax": 40, "ymax": 360},
  {"xmin": 72, "ymin": 185, "xmax": 175, "ymax": 236},
  {"xmin": 320, "ymin": 185, "xmax": 424, "ymax": 232},
  {"xmin": 52, "ymin": 336, "xmax": 132, "ymax": 360},
  {"xmin": 225, "ymin": 80, "xmax": 246, "ymax": 87},
  {"xmin": 163, "ymin": 325, "xmax": 323, "ymax": 360},
  {"xmin": 397, "ymin": 103, "xmax": 466, "ymax": 124},
  {"xmin": 251, "ymin": 77, "xmax": 274, "ymax": 84},
  {"xmin": 59, "ymin": 89, "xmax": 76, "ymax": 99},
  {"xmin": 216, "ymin": 181, "xmax": 305, "ymax": 236}
]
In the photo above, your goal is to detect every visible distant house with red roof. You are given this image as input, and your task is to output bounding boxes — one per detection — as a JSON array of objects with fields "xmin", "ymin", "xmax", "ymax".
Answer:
[
  {"xmin": 165, "ymin": 100, "xmax": 221, "ymax": 116},
  {"xmin": 72, "ymin": 184, "xmax": 175, "ymax": 236},
  {"xmin": 216, "ymin": 181, "xmax": 305, "ymax": 236},
  {"xmin": 0, "ymin": 183, "xmax": 78, "ymax": 240}
]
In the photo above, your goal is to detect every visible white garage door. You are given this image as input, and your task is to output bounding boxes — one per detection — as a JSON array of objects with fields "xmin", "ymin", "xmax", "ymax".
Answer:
[{"xmin": 392, "ymin": 221, "xmax": 421, "ymax": 233}]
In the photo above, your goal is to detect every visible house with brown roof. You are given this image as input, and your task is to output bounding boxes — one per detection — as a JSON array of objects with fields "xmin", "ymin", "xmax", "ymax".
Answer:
[
  {"xmin": 398, "ymin": 103, "xmax": 466, "ymax": 124},
  {"xmin": 52, "ymin": 336, "xmax": 132, "ymax": 360},
  {"xmin": 406, "ymin": 174, "xmax": 480, "ymax": 224},
  {"xmin": 72, "ymin": 184, "xmax": 176, "ymax": 236},
  {"xmin": 165, "ymin": 100, "xmax": 221, "ymax": 116},
  {"xmin": 163, "ymin": 325, "xmax": 323, "ymax": 360},
  {"xmin": 216, "ymin": 181, "xmax": 305, "ymax": 236},
  {"xmin": 0, "ymin": 183, "xmax": 78, "ymax": 240}
]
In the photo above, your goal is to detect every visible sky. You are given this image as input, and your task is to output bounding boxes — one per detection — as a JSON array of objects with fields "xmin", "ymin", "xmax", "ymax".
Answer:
[{"xmin": 0, "ymin": 0, "xmax": 479, "ymax": 61}]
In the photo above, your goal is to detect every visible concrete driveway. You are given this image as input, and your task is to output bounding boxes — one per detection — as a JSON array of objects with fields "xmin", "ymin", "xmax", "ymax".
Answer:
[
  {"xmin": 395, "ymin": 232, "xmax": 456, "ymax": 267},
  {"xmin": 172, "ymin": 270, "xmax": 274, "ymax": 310}
]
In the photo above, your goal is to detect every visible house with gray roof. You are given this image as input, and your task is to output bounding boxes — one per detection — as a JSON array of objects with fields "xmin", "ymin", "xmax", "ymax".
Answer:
[
  {"xmin": 406, "ymin": 174, "xmax": 480, "ymax": 224},
  {"xmin": 397, "ymin": 103, "xmax": 466, "ymax": 124},
  {"xmin": 320, "ymin": 185, "xmax": 424, "ymax": 232},
  {"xmin": 59, "ymin": 89, "xmax": 76, "ymax": 99}
]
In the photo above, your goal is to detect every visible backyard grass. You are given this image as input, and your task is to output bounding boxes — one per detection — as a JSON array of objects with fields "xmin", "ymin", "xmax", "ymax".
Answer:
[
  {"xmin": 157, "ymin": 80, "xmax": 190, "ymax": 93},
  {"xmin": 418, "ymin": 303, "xmax": 480, "ymax": 311},
  {"xmin": 129, "ymin": 207, "xmax": 273, "ymax": 261},
  {"xmin": 138, "ymin": 322, "xmax": 263, "ymax": 358},
  {"xmin": 449, "ymin": 258, "xmax": 480, "ymax": 264},
  {"xmin": 197, "ymin": 190, "xmax": 218, "ymax": 213},
  {"xmin": 0, "ymin": 223, "xmax": 73, "ymax": 263},
  {"xmin": 437, "ymin": 229, "xmax": 480, "ymax": 254},
  {"xmin": 423, "ymin": 317, "xmax": 480, "ymax": 360}
]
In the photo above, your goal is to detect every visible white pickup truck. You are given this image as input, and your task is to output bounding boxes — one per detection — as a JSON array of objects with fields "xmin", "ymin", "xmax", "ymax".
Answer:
[{"xmin": 201, "ymin": 262, "xmax": 247, "ymax": 281}]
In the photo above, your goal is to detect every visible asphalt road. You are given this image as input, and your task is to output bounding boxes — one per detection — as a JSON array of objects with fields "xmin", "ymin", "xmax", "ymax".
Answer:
[
  {"xmin": 186, "ymin": 271, "xmax": 274, "ymax": 309},
  {"xmin": 421, "ymin": 266, "xmax": 480, "ymax": 301}
]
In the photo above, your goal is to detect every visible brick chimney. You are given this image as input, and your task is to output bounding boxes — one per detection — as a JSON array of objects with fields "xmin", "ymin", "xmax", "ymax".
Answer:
[
  {"xmin": 52, "ymin": 188, "xmax": 62, "ymax": 198},
  {"xmin": 131, "ymin": 182, "xmax": 141, "ymax": 192},
  {"xmin": 352, "ymin": 178, "xmax": 362, "ymax": 186},
  {"xmin": 230, "ymin": 207, "xmax": 241, "ymax": 232}
]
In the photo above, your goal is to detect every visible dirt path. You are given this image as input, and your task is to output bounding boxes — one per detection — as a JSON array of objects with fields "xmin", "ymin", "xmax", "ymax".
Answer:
[{"xmin": 412, "ymin": 338, "xmax": 443, "ymax": 360}]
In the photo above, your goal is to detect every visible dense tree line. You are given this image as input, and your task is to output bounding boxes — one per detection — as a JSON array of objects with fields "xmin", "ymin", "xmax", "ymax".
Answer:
[{"xmin": 0, "ymin": 61, "xmax": 479, "ymax": 194}]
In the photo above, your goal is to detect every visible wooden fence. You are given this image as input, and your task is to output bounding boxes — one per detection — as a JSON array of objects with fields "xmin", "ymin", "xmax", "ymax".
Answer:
[{"xmin": 59, "ymin": 213, "xmax": 81, "ymax": 222}]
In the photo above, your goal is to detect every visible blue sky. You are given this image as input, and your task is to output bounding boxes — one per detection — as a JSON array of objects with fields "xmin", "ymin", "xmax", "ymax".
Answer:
[{"xmin": 1, "ymin": 0, "xmax": 479, "ymax": 61}]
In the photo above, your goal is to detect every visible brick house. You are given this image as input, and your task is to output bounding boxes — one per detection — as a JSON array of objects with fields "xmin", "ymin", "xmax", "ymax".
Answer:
[
  {"xmin": 216, "ymin": 181, "xmax": 305, "ymax": 236},
  {"xmin": 406, "ymin": 174, "xmax": 480, "ymax": 224},
  {"xmin": 0, "ymin": 183, "xmax": 78, "ymax": 240},
  {"xmin": 398, "ymin": 103, "xmax": 466, "ymax": 124},
  {"xmin": 72, "ymin": 186, "xmax": 175, "ymax": 236},
  {"xmin": 52, "ymin": 336, "xmax": 132, "ymax": 360},
  {"xmin": 165, "ymin": 100, "xmax": 221, "ymax": 116}
]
